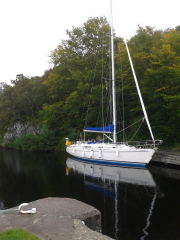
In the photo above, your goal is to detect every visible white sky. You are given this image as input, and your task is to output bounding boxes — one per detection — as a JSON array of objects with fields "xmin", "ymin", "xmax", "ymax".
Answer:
[{"xmin": 0, "ymin": 0, "xmax": 179, "ymax": 85}]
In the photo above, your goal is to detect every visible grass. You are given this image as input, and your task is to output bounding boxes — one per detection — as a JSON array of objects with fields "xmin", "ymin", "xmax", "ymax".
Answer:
[{"xmin": 0, "ymin": 228, "xmax": 40, "ymax": 240}]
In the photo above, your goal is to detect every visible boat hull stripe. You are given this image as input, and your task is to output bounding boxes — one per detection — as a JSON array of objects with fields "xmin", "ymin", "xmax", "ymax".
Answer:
[{"xmin": 71, "ymin": 156, "xmax": 146, "ymax": 168}]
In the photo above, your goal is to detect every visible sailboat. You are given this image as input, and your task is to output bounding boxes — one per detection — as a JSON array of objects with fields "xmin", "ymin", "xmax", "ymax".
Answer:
[{"xmin": 66, "ymin": 0, "xmax": 162, "ymax": 167}]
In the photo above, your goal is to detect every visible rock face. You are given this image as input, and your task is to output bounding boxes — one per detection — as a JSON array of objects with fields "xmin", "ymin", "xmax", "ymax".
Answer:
[{"xmin": 3, "ymin": 121, "xmax": 40, "ymax": 141}]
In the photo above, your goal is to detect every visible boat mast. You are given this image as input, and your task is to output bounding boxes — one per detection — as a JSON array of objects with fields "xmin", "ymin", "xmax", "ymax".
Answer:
[
  {"xmin": 110, "ymin": 0, "xmax": 117, "ymax": 143},
  {"xmin": 124, "ymin": 40, "xmax": 155, "ymax": 143}
]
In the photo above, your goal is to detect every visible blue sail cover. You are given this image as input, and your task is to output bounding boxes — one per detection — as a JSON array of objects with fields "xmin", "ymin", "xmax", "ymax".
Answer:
[{"xmin": 84, "ymin": 123, "xmax": 114, "ymax": 133}]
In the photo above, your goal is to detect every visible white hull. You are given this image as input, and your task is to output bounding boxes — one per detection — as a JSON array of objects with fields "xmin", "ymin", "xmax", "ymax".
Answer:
[{"xmin": 66, "ymin": 143, "xmax": 155, "ymax": 167}]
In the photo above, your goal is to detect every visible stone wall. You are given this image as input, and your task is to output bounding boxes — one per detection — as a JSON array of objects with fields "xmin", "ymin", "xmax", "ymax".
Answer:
[{"xmin": 152, "ymin": 150, "xmax": 180, "ymax": 166}]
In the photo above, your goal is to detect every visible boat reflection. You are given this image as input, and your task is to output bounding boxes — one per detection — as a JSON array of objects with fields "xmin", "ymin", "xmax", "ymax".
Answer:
[
  {"xmin": 66, "ymin": 157, "xmax": 159, "ymax": 240},
  {"xmin": 66, "ymin": 157, "xmax": 156, "ymax": 187}
]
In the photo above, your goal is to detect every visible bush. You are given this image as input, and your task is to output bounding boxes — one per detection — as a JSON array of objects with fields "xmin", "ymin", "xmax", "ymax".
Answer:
[
  {"xmin": 13, "ymin": 129, "xmax": 64, "ymax": 151},
  {"xmin": 54, "ymin": 138, "xmax": 66, "ymax": 151},
  {"xmin": 14, "ymin": 134, "xmax": 40, "ymax": 151},
  {"xmin": 2, "ymin": 139, "xmax": 15, "ymax": 148}
]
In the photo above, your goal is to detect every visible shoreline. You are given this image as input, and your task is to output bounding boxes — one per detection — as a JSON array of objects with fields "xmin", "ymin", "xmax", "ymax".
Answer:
[{"xmin": 1, "ymin": 143, "xmax": 180, "ymax": 167}]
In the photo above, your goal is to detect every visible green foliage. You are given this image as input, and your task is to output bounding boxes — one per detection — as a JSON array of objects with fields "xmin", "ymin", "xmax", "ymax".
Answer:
[
  {"xmin": 38, "ymin": 128, "xmax": 60, "ymax": 151},
  {"xmin": 0, "ymin": 72, "xmax": 51, "ymax": 137},
  {"xmin": 54, "ymin": 138, "xmax": 66, "ymax": 151},
  {"xmin": 114, "ymin": 27, "xmax": 180, "ymax": 145},
  {"xmin": 40, "ymin": 17, "xmax": 113, "ymax": 135},
  {"xmin": 0, "ymin": 228, "xmax": 40, "ymax": 240},
  {"xmin": 2, "ymin": 139, "xmax": 15, "ymax": 148},
  {"xmin": 14, "ymin": 134, "xmax": 40, "ymax": 151},
  {"xmin": 1, "ymin": 19, "xmax": 180, "ymax": 150},
  {"xmin": 13, "ymin": 129, "xmax": 61, "ymax": 151},
  {"xmin": 143, "ymin": 29, "xmax": 180, "ymax": 145},
  {"xmin": 38, "ymin": 101, "xmax": 64, "ymax": 129}
]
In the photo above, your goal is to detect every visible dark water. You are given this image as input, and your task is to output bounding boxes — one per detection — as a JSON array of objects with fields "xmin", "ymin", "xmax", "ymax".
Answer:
[{"xmin": 0, "ymin": 148, "xmax": 180, "ymax": 240}]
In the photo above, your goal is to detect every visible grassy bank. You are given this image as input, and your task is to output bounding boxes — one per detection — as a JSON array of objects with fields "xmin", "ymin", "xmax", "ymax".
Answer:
[{"xmin": 0, "ymin": 228, "xmax": 40, "ymax": 240}]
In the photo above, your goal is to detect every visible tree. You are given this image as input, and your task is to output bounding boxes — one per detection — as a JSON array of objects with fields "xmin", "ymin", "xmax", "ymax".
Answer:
[
  {"xmin": 144, "ymin": 29, "xmax": 180, "ymax": 146},
  {"xmin": 175, "ymin": 25, "xmax": 180, "ymax": 32},
  {"xmin": 0, "ymin": 73, "xmax": 50, "ymax": 138},
  {"xmin": 40, "ymin": 17, "xmax": 113, "ymax": 133}
]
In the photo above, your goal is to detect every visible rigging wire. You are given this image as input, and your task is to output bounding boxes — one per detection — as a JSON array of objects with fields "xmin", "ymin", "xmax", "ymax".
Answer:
[
  {"xmin": 85, "ymin": 30, "xmax": 111, "ymax": 131},
  {"xmin": 109, "ymin": 32, "xmax": 113, "ymax": 127},
  {"xmin": 77, "ymin": 28, "xmax": 111, "ymax": 141},
  {"xmin": 97, "ymin": 32, "xmax": 110, "ymax": 128},
  {"xmin": 117, "ymin": 117, "xmax": 145, "ymax": 134},
  {"xmin": 128, "ymin": 117, "xmax": 145, "ymax": 142},
  {"xmin": 114, "ymin": 36, "xmax": 126, "ymax": 143},
  {"xmin": 78, "ymin": 39, "xmax": 100, "ymax": 133},
  {"xmin": 117, "ymin": 80, "xmax": 123, "ymax": 142},
  {"xmin": 118, "ymin": 42, "xmax": 125, "ymax": 142},
  {"xmin": 85, "ymin": 45, "xmax": 101, "ymax": 127},
  {"xmin": 80, "ymin": 16, "xmax": 145, "ymax": 143}
]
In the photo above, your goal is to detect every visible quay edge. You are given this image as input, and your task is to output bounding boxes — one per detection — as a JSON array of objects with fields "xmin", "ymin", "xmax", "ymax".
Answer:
[
  {"xmin": 151, "ymin": 150, "xmax": 180, "ymax": 166},
  {"xmin": 0, "ymin": 197, "xmax": 114, "ymax": 240}
]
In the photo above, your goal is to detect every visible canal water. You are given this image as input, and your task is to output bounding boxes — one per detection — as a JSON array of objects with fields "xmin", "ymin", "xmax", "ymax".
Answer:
[{"xmin": 0, "ymin": 148, "xmax": 180, "ymax": 240}]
